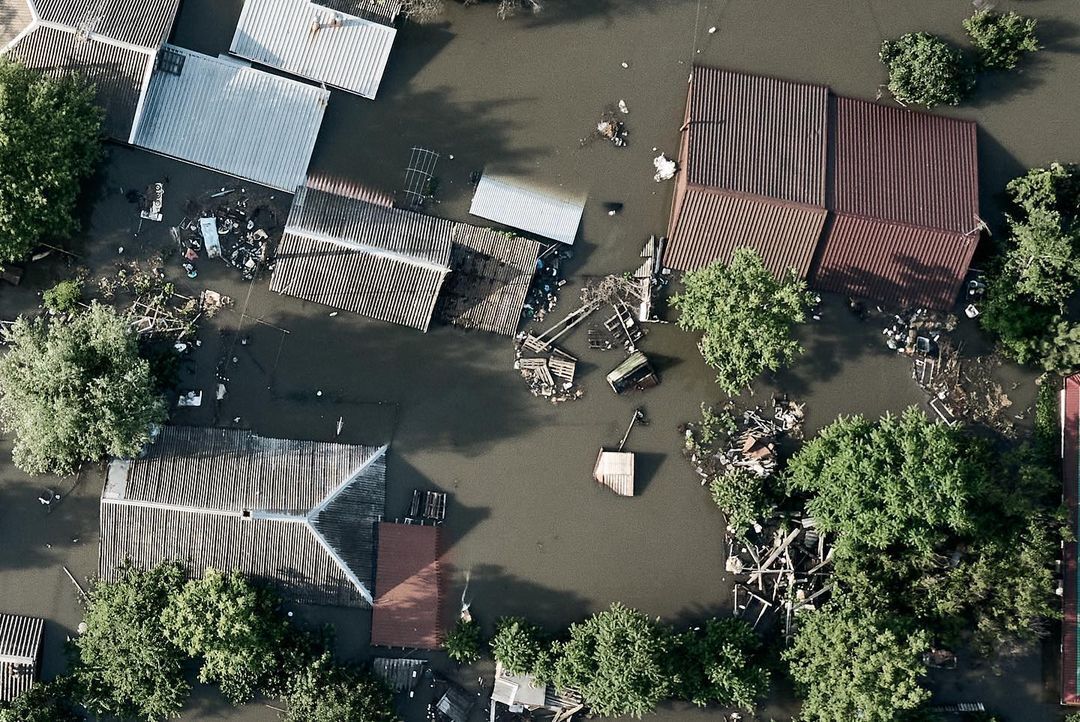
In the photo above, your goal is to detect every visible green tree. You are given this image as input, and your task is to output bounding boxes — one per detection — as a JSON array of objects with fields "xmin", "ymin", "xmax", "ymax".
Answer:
[
  {"xmin": 879, "ymin": 33, "xmax": 975, "ymax": 107},
  {"xmin": 283, "ymin": 654, "xmax": 397, "ymax": 722},
  {"xmin": 964, "ymin": 10, "xmax": 1039, "ymax": 71},
  {"xmin": 162, "ymin": 569, "xmax": 291, "ymax": 704},
  {"xmin": 1038, "ymin": 316, "xmax": 1080, "ymax": 372},
  {"xmin": 1005, "ymin": 208, "xmax": 1080, "ymax": 306},
  {"xmin": 42, "ymin": 278, "xmax": 83, "ymax": 314},
  {"xmin": 978, "ymin": 268, "xmax": 1054, "ymax": 365},
  {"xmin": 551, "ymin": 603, "xmax": 671, "ymax": 718},
  {"xmin": 1007, "ymin": 162, "xmax": 1080, "ymax": 218},
  {"xmin": 784, "ymin": 598, "xmax": 931, "ymax": 722},
  {"xmin": 69, "ymin": 562, "xmax": 189, "ymax": 722},
  {"xmin": 0, "ymin": 302, "xmax": 165, "ymax": 475},
  {"xmin": 672, "ymin": 248, "xmax": 814, "ymax": 395},
  {"xmin": 709, "ymin": 468, "xmax": 773, "ymax": 537},
  {"xmin": 0, "ymin": 678, "xmax": 80, "ymax": 722},
  {"xmin": 0, "ymin": 59, "xmax": 102, "ymax": 264},
  {"xmin": 443, "ymin": 618, "xmax": 482, "ymax": 665},
  {"xmin": 667, "ymin": 618, "xmax": 769, "ymax": 710},
  {"xmin": 490, "ymin": 617, "xmax": 545, "ymax": 676},
  {"xmin": 785, "ymin": 408, "xmax": 986, "ymax": 566}
]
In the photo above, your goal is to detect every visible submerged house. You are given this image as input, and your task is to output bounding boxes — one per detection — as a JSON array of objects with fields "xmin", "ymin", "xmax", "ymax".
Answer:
[
  {"xmin": 271, "ymin": 179, "xmax": 540, "ymax": 334},
  {"xmin": 0, "ymin": 0, "xmax": 181, "ymax": 140},
  {"xmin": 371, "ymin": 522, "xmax": 442, "ymax": 649},
  {"xmin": 230, "ymin": 0, "xmax": 399, "ymax": 99},
  {"xmin": 100, "ymin": 426, "xmax": 387, "ymax": 607},
  {"xmin": 0, "ymin": 613, "xmax": 44, "ymax": 703},
  {"xmin": 1063, "ymin": 374, "xmax": 1080, "ymax": 705},
  {"xmin": 667, "ymin": 66, "xmax": 980, "ymax": 310}
]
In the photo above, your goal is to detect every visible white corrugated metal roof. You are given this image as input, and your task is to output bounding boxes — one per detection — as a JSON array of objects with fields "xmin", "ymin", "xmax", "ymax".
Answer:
[
  {"xmin": 131, "ymin": 45, "xmax": 329, "ymax": 192},
  {"xmin": 469, "ymin": 175, "xmax": 584, "ymax": 245},
  {"xmin": 230, "ymin": 0, "xmax": 396, "ymax": 99},
  {"xmin": 593, "ymin": 450, "xmax": 634, "ymax": 497}
]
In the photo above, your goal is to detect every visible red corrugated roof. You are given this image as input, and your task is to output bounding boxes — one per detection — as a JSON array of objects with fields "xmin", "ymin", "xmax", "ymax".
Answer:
[
  {"xmin": 371, "ymin": 522, "xmax": 442, "ymax": 650},
  {"xmin": 686, "ymin": 67, "xmax": 828, "ymax": 206},
  {"xmin": 1064, "ymin": 375, "xmax": 1079, "ymax": 705},
  {"xmin": 666, "ymin": 188, "xmax": 826, "ymax": 277},
  {"xmin": 811, "ymin": 214, "xmax": 977, "ymax": 310},
  {"xmin": 832, "ymin": 97, "xmax": 979, "ymax": 234}
]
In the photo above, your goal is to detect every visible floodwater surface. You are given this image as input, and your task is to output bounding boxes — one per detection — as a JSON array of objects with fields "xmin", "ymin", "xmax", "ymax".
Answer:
[{"xmin": 2, "ymin": 1, "xmax": 1079, "ymax": 720}]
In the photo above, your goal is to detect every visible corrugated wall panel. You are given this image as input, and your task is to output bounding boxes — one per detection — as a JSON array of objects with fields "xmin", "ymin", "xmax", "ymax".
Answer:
[
  {"xmin": 0, "ymin": 613, "xmax": 44, "ymax": 703},
  {"xmin": 811, "ymin": 213, "xmax": 977, "ymax": 310}
]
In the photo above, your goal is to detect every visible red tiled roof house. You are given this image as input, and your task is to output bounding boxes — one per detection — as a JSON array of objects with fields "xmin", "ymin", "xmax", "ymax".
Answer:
[{"xmin": 371, "ymin": 522, "xmax": 442, "ymax": 650}]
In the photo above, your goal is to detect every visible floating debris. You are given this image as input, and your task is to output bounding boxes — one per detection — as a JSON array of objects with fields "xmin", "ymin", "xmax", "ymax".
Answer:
[{"xmin": 653, "ymin": 153, "xmax": 677, "ymax": 182}]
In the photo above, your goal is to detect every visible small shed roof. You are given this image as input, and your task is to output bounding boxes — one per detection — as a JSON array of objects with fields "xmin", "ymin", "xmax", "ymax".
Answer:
[
  {"xmin": 437, "ymin": 684, "xmax": 475, "ymax": 722},
  {"xmin": 131, "ymin": 45, "xmax": 328, "ymax": 192},
  {"xmin": 1063, "ymin": 374, "xmax": 1080, "ymax": 705},
  {"xmin": 593, "ymin": 450, "xmax": 634, "ymax": 497},
  {"xmin": 0, "ymin": 613, "xmax": 44, "ymax": 703},
  {"xmin": 665, "ymin": 188, "xmax": 826, "ymax": 276},
  {"xmin": 372, "ymin": 657, "xmax": 426, "ymax": 692},
  {"xmin": 469, "ymin": 175, "xmax": 584, "ymax": 245},
  {"xmin": 231, "ymin": 0, "xmax": 397, "ymax": 99},
  {"xmin": 372, "ymin": 522, "xmax": 442, "ymax": 649},
  {"xmin": 491, "ymin": 664, "xmax": 547, "ymax": 708},
  {"xmin": 100, "ymin": 426, "xmax": 387, "ymax": 607},
  {"xmin": 811, "ymin": 214, "xmax": 978, "ymax": 310},
  {"xmin": 684, "ymin": 65, "xmax": 828, "ymax": 206}
]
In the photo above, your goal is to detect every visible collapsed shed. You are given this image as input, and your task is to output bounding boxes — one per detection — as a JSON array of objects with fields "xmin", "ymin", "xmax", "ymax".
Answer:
[
  {"xmin": 271, "ymin": 179, "xmax": 539, "ymax": 334},
  {"xmin": 667, "ymin": 66, "xmax": 981, "ymax": 310},
  {"xmin": 230, "ymin": 0, "xmax": 398, "ymax": 99},
  {"xmin": 1063, "ymin": 374, "xmax": 1080, "ymax": 705},
  {"xmin": 99, "ymin": 426, "xmax": 387, "ymax": 607},
  {"xmin": 371, "ymin": 522, "xmax": 442, "ymax": 650},
  {"xmin": 0, "ymin": 613, "xmax": 44, "ymax": 703},
  {"xmin": 0, "ymin": 0, "xmax": 181, "ymax": 140}
]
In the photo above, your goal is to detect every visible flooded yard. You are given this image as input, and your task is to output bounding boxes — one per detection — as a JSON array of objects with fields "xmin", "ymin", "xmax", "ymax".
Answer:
[{"xmin": 2, "ymin": 0, "xmax": 1079, "ymax": 720}]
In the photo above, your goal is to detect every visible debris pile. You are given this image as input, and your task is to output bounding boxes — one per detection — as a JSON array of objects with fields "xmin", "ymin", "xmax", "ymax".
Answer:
[
  {"xmin": 97, "ymin": 261, "xmax": 201, "ymax": 339},
  {"xmin": 515, "ymin": 334, "xmax": 581, "ymax": 403},
  {"xmin": 916, "ymin": 339, "xmax": 1014, "ymax": 434},
  {"xmin": 878, "ymin": 307, "xmax": 956, "ymax": 354},
  {"xmin": 172, "ymin": 187, "xmax": 280, "ymax": 279},
  {"xmin": 521, "ymin": 245, "xmax": 570, "ymax": 324},
  {"xmin": 684, "ymin": 398, "xmax": 805, "ymax": 482},
  {"xmin": 582, "ymin": 107, "xmax": 628, "ymax": 148},
  {"xmin": 728, "ymin": 515, "xmax": 833, "ymax": 640}
]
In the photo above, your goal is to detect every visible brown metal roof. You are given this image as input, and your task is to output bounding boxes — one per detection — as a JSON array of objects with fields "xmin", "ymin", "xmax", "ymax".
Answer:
[
  {"xmin": 372, "ymin": 522, "xmax": 442, "ymax": 650},
  {"xmin": 665, "ymin": 188, "xmax": 827, "ymax": 276},
  {"xmin": 811, "ymin": 214, "xmax": 978, "ymax": 310},
  {"xmin": 831, "ymin": 96, "xmax": 979, "ymax": 234},
  {"xmin": 686, "ymin": 66, "xmax": 828, "ymax": 206}
]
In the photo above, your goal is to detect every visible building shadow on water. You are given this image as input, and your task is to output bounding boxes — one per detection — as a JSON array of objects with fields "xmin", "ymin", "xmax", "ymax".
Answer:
[
  {"xmin": 486, "ymin": 0, "xmax": 692, "ymax": 28},
  {"xmin": 442, "ymin": 562, "xmax": 591, "ymax": 632}
]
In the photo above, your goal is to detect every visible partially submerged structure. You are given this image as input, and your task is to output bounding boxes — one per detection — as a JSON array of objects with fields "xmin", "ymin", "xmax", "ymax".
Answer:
[
  {"xmin": 372, "ymin": 657, "xmax": 427, "ymax": 693},
  {"xmin": 271, "ymin": 179, "xmax": 539, "ymax": 334},
  {"xmin": 1063, "ymin": 373, "xmax": 1080, "ymax": 705},
  {"xmin": 230, "ymin": 0, "xmax": 398, "ymax": 99},
  {"xmin": 0, "ymin": 613, "xmax": 44, "ymax": 703},
  {"xmin": 371, "ymin": 522, "xmax": 442, "ymax": 649},
  {"xmin": 470, "ymin": 174, "xmax": 585, "ymax": 245},
  {"xmin": 100, "ymin": 426, "xmax": 387, "ymax": 607},
  {"xmin": 0, "ymin": 0, "xmax": 182, "ymax": 140},
  {"xmin": 593, "ymin": 450, "xmax": 634, "ymax": 496},
  {"xmin": 491, "ymin": 663, "xmax": 583, "ymax": 719},
  {"xmin": 667, "ymin": 66, "xmax": 980, "ymax": 310},
  {"xmin": 131, "ymin": 45, "xmax": 329, "ymax": 191}
]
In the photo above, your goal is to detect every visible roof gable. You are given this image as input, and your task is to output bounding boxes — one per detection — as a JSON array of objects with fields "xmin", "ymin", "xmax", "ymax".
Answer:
[{"xmin": 686, "ymin": 66, "xmax": 828, "ymax": 207}]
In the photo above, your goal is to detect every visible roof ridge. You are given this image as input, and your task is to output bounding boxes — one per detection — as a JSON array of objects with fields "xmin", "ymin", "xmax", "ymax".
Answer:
[
  {"xmin": 36, "ymin": 17, "xmax": 155, "ymax": 55},
  {"xmin": 829, "ymin": 210, "xmax": 982, "ymax": 240}
]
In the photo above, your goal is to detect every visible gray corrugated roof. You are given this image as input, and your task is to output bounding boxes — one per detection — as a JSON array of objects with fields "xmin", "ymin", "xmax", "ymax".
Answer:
[
  {"xmin": 100, "ymin": 426, "xmax": 387, "ymax": 607},
  {"xmin": 231, "ymin": 0, "xmax": 397, "ymax": 99},
  {"xmin": 666, "ymin": 188, "xmax": 826, "ymax": 276},
  {"xmin": 4, "ymin": 24, "xmax": 151, "ymax": 140},
  {"xmin": 686, "ymin": 66, "xmax": 828, "ymax": 207},
  {"xmin": 132, "ymin": 45, "xmax": 328, "ymax": 191},
  {"xmin": 319, "ymin": 0, "xmax": 401, "ymax": 24},
  {"xmin": 0, "ymin": 613, "xmax": 44, "ymax": 703},
  {"xmin": 469, "ymin": 175, "xmax": 584, "ymax": 245},
  {"xmin": 34, "ymin": 0, "xmax": 181, "ymax": 49}
]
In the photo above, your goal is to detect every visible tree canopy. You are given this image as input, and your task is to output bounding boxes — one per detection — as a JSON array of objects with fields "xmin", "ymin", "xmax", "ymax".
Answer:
[
  {"xmin": 69, "ymin": 562, "xmax": 189, "ymax": 722},
  {"xmin": 963, "ymin": 10, "xmax": 1039, "ymax": 71},
  {"xmin": 784, "ymin": 598, "xmax": 931, "ymax": 722},
  {"xmin": 443, "ymin": 617, "xmax": 482, "ymax": 664},
  {"xmin": 162, "ymin": 569, "xmax": 293, "ymax": 704},
  {"xmin": 0, "ymin": 302, "xmax": 165, "ymax": 475},
  {"xmin": 0, "ymin": 59, "xmax": 102, "ymax": 264},
  {"xmin": 490, "ymin": 617, "xmax": 545, "ymax": 676},
  {"xmin": 283, "ymin": 654, "xmax": 397, "ymax": 722},
  {"xmin": 667, "ymin": 618, "xmax": 769, "ymax": 710},
  {"xmin": 879, "ymin": 33, "xmax": 975, "ymax": 107},
  {"xmin": 672, "ymin": 248, "xmax": 813, "ymax": 395},
  {"xmin": 0, "ymin": 678, "xmax": 80, "ymax": 722},
  {"xmin": 551, "ymin": 603, "xmax": 671, "ymax": 718},
  {"xmin": 709, "ymin": 468, "xmax": 773, "ymax": 538}
]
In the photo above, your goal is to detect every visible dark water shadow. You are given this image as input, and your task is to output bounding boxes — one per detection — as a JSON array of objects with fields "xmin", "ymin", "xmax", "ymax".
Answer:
[
  {"xmin": 442, "ymin": 562, "xmax": 592, "ymax": 633},
  {"xmin": 499, "ymin": 0, "xmax": 693, "ymax": 28},
  {"xmin": 974, "ymin": 127, "xmax": 1025, "ymax": 241},
  {"xmin": 631, "ymin": 451, "xmax": 664, "ymax": 496}
]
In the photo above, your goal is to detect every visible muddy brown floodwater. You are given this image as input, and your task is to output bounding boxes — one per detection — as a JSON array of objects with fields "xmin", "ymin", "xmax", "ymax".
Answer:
[{"xmin": 2, "ymin": 0, "xmax": 1079, "ymax": 720}]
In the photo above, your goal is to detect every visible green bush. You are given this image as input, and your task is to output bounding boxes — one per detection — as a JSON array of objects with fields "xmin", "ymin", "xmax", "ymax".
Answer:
[
  {"xmin": 879, "ymin": 33, "xmax": 975, "ymax": 107},
  {"xmin": 490, "ymin": 617, "xmax": 545, "ymax": 676},
  {"xmin": 444, "ymin": 618, "xmax": 482, "ymax": 664},
  {"xmin": 709, "ymin": 469, "xmax": 773, "ymax": 537},
  {"xmin": 964, "ymin": 10, "xmax": 1039, "ymax": 70},
  {"xmin": 42, "ymin": 278, "xmax": 82, "ymax": 313}
]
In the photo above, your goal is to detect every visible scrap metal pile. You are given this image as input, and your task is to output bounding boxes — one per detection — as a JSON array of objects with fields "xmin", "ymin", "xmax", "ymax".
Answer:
[
  {"xmin": 684, "ymin": 398, "xmax": 805, "ymax": 482},
  {"xmin": 97, "ymin": 261, "xmax": 214, "ymax": 339},
  {"xmin": 728, "ymin": 516, "xmax": 833, "ymax": 641},
  {"xmin": 172, "ymin": 187, "xmax": 281, "ymax": 280}
]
